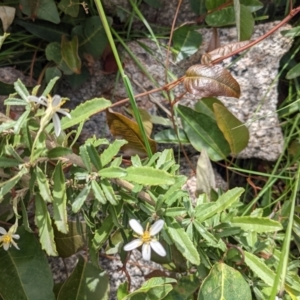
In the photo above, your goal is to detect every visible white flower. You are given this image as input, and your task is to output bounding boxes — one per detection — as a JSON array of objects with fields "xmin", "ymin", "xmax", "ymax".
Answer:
[
  {"xmin": 123, "ymin": 219, "xmax": 166, "ymax": 261},
  {"xmin": 0, "ymin": 226, "xmax": 20, "ymax": 250},
  {"xmin": 27, "ymin": 94, "xmax": 71, "ymax": 136}
]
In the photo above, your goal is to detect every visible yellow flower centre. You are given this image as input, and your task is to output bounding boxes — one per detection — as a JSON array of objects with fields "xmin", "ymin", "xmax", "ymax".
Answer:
[
  {"xmin": 141, "ymin": 230, "xmax": 152, "ymax": 243},
  {"xmin": 2, "ymin": 234, "xmax": 12, "ymax": 244}
]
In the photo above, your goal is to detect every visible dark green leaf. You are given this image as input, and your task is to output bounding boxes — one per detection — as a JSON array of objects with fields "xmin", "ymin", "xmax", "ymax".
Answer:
[
  {"xmin": 189, "ymin": 0, "xmax": 207, "ymax": 15},
  {"xmin": 58, "ymin": 0, "xmax": 79, "ymax": 17},
  {"xmin": 92, "ymin": 215, "xmax": 114, "ymax": 251},
  {"xmin": 71, "ymin": 184, "xmax": 91, "ymax": 213},
  {"xmin": 143, "ymin": 0, "xmax": 162, "ymax": 8},
  {"xmin": 36, "ymin": 166, "xmax": 53, "ymax": 202},
  {"xmin": 0, "ymin": 226, "xmax": 55, "ymax": 300},
  {"xmin": 48, "ymin": 147, "xmax": 73, "ymax": 158},
  {"xmin": 57, "ymin": 256, "xmax": 110, "ymax": 300},
  {"xmin": 61, "ymin": 35, "xmax": 81, "ymax": 74},
  {"xmin": 286, "ymin": 63, "xmax": 300, "ymax": 79}
]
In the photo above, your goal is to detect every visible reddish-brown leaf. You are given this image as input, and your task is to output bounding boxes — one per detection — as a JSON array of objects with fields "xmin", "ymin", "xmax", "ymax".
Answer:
[
  {"xmin": 106, "ymin": 109, "xmax": 157, "ymax": 157},
  {"xmin": 184, "ymin": 64, "xmax": 241, "ymax": 98},
  {"xmin": 201, "ymin": 40, "xmax": 250, "ymax": 64}
]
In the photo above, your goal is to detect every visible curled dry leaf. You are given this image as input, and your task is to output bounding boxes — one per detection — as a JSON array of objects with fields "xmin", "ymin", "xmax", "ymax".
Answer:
[
  {"xmin": 0, "ymin": 6, "xmax": 16, "ymax": 32},
  {"xmin": 184, "ymin": 64, "xmax": 241, "ymax": 98},
  {"xmin": 106, "ymin": 109, "xmax": 157, "ymax": 157},
  {"xmin": 201, "ymin": 40, "xmax": 251, "ymax": 65}
]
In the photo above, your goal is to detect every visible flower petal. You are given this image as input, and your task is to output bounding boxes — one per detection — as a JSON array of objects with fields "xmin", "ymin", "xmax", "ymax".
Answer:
[
  {"xmin": 142, "ymin": 243, "xmax": 151, "ymax": 261},
  {"xmin": 52, "ymin": 95, "xmax": 62, "ymax": 107},
  {"xmin": 150, "ymin": 240, "xmax": 166, "ymax": 257},
  {"xmin": 3, "ymin": 243, "xmax": 9, "ymax": 250},
  {"xmin": 123, "ymin": 238, "xmax": 143, "ymax": 251},
  {"xmin": 12, "ymin": 234, "xmax": 20, "ymax": 240},
  {"xmin": 57, "ymin": 109, "xmax": 71, "ymax": 118},
  {"xmin": 149, "ymin": 219, "xmax": 164, "ymax": 236},
  {"xmin": 0, "ymin": 227, "xmax": 7, "ymax": 235},
  {"xmin": 11, "ymin": 240, "xmax": 20, "ymax": 250},
  {"xmin": 52, "ymin": 113, "xmax": 61, "ymax": 136},
  {"xmin": 129, "ymin": 219, "xmax": 144, "ymax": 236}
]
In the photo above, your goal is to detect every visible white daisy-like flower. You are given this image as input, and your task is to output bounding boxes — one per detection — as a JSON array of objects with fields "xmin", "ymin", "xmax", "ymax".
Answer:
[
  {"xmin": 27, "ymin": 94, "xmax": 71, "ymax": 136},
  {"xmin": 0, "ymin": 226, "xmax": 20, "ymax": 250},
  {"xmin": 123, "ymin": 219, "xmax": 166, "ymax": 261}
]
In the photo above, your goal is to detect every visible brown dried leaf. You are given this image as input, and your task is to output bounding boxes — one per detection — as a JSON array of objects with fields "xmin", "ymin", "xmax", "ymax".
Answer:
[
  {"xmin": 201, "ymin": 40, "xmax": 250, "ymax": 64},
  {"xmin": 184, "ymin": 64, "xmax": 241, "ymax": 98},
  {"xmin": 106, "ymin": 109, "xmax": 157, "ymax": 157}
]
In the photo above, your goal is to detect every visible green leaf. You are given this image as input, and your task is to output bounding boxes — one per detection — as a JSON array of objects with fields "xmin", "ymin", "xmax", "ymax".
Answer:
[
  {"xmin": 14, "ymin": 79, "xmax": 29, "ymax": 101},
  {"xmin": 205, "ymin": 0, "xmax": 224, "ymax": 10},
  {"xmin": 154, "ymin": 128, "xmax": 190, "ymax": 144},
  {"xmin": 0, "ymin": 226, "xmax": 56, "ymax": 300},
  {"xmin": 19, "ymin": 0, "xmax": 60, "ymax": 24},
  {"xmin": 166, "ymin": 218, "xmax": 200, "ymax": 265},
  {"xmin": 45, "ymin": 42, "xmax": 73, "ymax": 75},
  {"xmin": 91, "ymin": 180, "xmax": 107, "ymax": 204},
  {"xmin": 100, "ymin": 139, "xmax": 128, "ymax": 167},
  {"xmin": 195, "ymin": 187, "xmax": 244, "ymax": 222},
  {"xmin": 35, "ymin": 193, "xmax": 58, "ymax": 256},
  {"xmin": 177, "ymin": 105, "xmax": 231, "ymax": 161},
  {"xmin": 0, "ymin": 157, "xmax": 20, "ymax": 168},
  {"xmin": 48, "ymin": 147, "xmax": 73, "ymax": 158},
  {"xmin": 72, "ymin": 184, "xmax": 91, "ymax": 213},
  {"xmin": 42, "ymin": 76, "xmax": 60, "ymax": 96},
  {"xmin": 213, "ymin": 103, "xmax": 249, "ymax": 155},
  {"xmin": 205, "ymin": 6, "xmax": 235, "ymax": 27},
  {"xmin": 189, "ymin": 0, "xmax": 207, "ymax": 15},
  {"xmin": 15, "ymin": 19, "xmax": 70, "ymax": 42},
  {"xmin": 60, "ymin": 97, "xmax": 112, "ymax": 130},
  {"xmin": 239, "ymin": 5, "xmax": 254, "ymax": 40},
  {"xmin": 244, "ymin": 251, "xmax": 275, "ymax": 286},
  {"xmin": 231, "ymin": 216, "xmax": 283, "ymax": 233},
  {"xmin": 195, "ymin": 97, "xmax": 224, "ymax": 119},
  {"xmin": 58, "ymin": 0, "xmax": 79, "ymax": 17},
  {"xmin": 98, "ymin": 166, "xmax": 127, "ymax": 178},
  {"xmin": 76, "ymin": 16, "xmax": 109, "ymax": 58},
  {"xmin": 173, "ymin": 25, "xmax": 202, "ymax": 62},
  {"xmin": 198, "ymin": 262, "xmax": 252, "ymax": 300},
  {"xmin": 163, "ymin": 274, "xmax": 201, "ymax": 300},
  {"xmin": 14, "ymin": 109, "xmax": 30, "ymax": 134},
  {"xmin": 86, "ymin": 143, "xmax": 102, "ymax": 170},
  {"xmin": 79, "ymin": 144, "xmax": 92, "ymax": 172},
  {"xmin": 0, "ymin": 167, "xmax": 27, "ymax": 203},
  {"xmin": 127, "ymin": 277, "xmax": 176, "ymax": 300},
  {"xmin": 286, "ymin": 62, "xmax": 300, "ymax": 79},
  {"xmin": 45, "ymin": 67, "xmax": 62, "ymax": 83},
  {"xmin": 241, "ymin": 0, "xmax": 263, "ymax": 12},
  {"xmin": 57, "ymin": 256, "xmax": 110, "ymax": 300},
  {"xmin": 100, "ymin": 179, "xmax": 118, "ymax": 205},
  {"xmin": 92, "ymin": 214, "xmax": 115, "ymax": 251},
  {"xmin": 282, "ymin": 26, "xmax": 300, "ymax": 38},
  {"xmin": 36, "ymin": 165, "xmax": 53, "ymax": 203},
  {"xmin": 54, "ymin": 221, "xmax": 87, "ymax": 258},
  {"xmin": 52, "ymin": 162, "xmax": 68, "ymax": 234},
  {"xmin": 61, "ymin": 35, "xmax": 81, "ymax": 74},
  {"xmin": 125, "ymin": 166, "xmax": 175, "ymax": 185}
]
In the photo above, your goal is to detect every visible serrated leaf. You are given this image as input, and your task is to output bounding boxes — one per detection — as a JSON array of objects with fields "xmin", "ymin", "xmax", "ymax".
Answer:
[
  {"xmin": 184, "ymin": 64, "xmax": 240, "ymax": 98},
  {"xmin": 0, "ymin": 226, "xmax": 56, "ymax": 300},
  {"xmin": 92, "ymin": 214, "xmax": 115, "ymax": 251},
  {"xmin": 177, "ymin": 105, "xmax": 230, "ymax": 161},
  {"xmin": 100, "ymin": 139, "xmax": 128, "ymax": 167},
  {"xmin": 213, "ymin": 103, "xmax": 249, "ymax": 155},
  {"xmin": 173, "ymin": 25, "xmax": 202, "ymax": 62},
  {"xmin": 0, "ymin": 157, "xmax": 20, "ymax": 168},
  {"xmin": 98, "ymin": 166, "xmax": 127, "ymax": 178},
  {"xmin": 100, "ymin": 179, "xmax": 118, "ymax": 205},
  {"xmin": 198, "ymin": 262, "xmax": 252, "ymax": 300},
  {"xmin": 195, "ymin": 187, "xmax": 244, "ymax": 222},
  {"xmin": 91, "ymin": 180, "xmax": 107, "ymax": 204},
  {"xmin": 125, "ymin": 166, "xmax": 175, "ymax": 185},
  {"xmin": 52, "ymin": 162, "xmax": 68, "ymax": 234},
  {"xmin": 0, "ymin": 6, "xmax": 16, "ymax": 32},
  {"xmin": 231, "ymin": 216, "xmax": 283, "ymax": 233},
  {"xmin": 72, "ymin": 185, "xmax": 91, "ymax": 213},
  {"xmin": 201, "ymin": 41, "xmax": 250, "ymax": 64},
  {"xmin": 106, "ymin": 109, "xmax": 157, "ymax": 157},
  {"xmin": 54, "ymin": 221, "xmax": 87, "ymax": 258},
  {"xmin": 79, "ymin": 144, "xmax": 92, "ymax": 172},
  {"xmin": 60, "ymin": 98, "xmax": 111, "ymax": 130},
  {"xmin": 14, "ymin": 79, "xmax": 30, "ymax": 101},
  {"xmin": 167, "ymin": 218, "xmax": 200, "ymax": 265},
  {"xmin": 35, "ymin": 193, "xmax": 58, "ymax": 256},
  {"xmin": 36, "ymin": 165, "xmax": 53, "ymax": 203},
  {"xmin": 86, "ymin": 143, "xmax": 102, "ymax": 170},
  {"xmin": 42, "ymin": 75, "xmax": 60, "ymax": 97},
  {"xmin": 57, "ymin": 256, "xmax": 110, "ymax": 300},
  {"xmin": 61, "ymin": 35, "xmax": 81, "ymax": 74}
]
